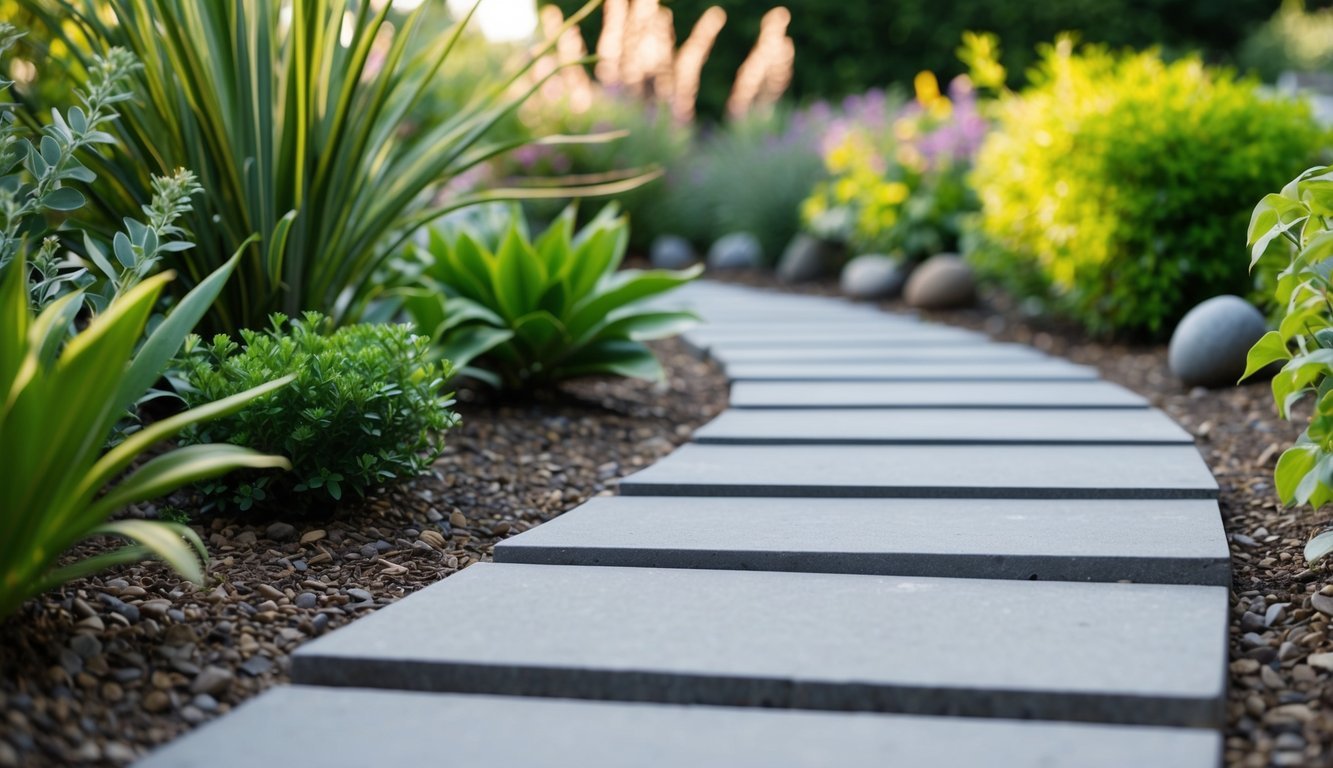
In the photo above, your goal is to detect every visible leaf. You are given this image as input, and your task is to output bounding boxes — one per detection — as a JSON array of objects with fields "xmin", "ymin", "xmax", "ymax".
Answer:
[
  {"xmin": 41, "ymin": 187, "xmax": 85, "ymax": 212},
  {"xmin": 1276, "ymin": 444, "xmax": 1320, "ymax": 505},
  {"xmin": 1305, "ymin": 530, "xmax": 1333, "ymax": 566},
  {"xmin": 1242, "ymin": 331, "xmax": 1290, "ymax": 382},
  {"xmin": 553, "ymin": 339, "xmax": 664, "ymax": 381},
  {"xmin": 439, "ymin": 325, "xmax": 513, "ymax": 371},
  {"xmin": 89, "ymin": 444, "xmax": 291, "ymax": 520}
]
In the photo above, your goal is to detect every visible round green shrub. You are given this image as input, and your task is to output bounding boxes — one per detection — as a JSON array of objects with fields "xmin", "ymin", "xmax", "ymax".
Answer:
[
  {"xmin": 175, "ymin": 313, "xmax": 459, "ymax": 512},
  {"xmin": 969, "ymin": 39, "xmax": 1329, "ymax": 337}
]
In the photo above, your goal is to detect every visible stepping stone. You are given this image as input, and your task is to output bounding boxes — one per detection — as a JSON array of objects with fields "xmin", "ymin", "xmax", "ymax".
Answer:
[
  {"xmin": 730, "ymin": 381, "xmax": 1148, "ymax": 409},
  {"xmin": 725, "ymin": 360, "xmax": 1098, "ymax": 382},
  {"xmin": 494, "ymin": 496, "xmax": 1229, "ymax": 586},
  {"xmin": 618, "ymin": 444, "xmax": 1218, "ymax": 499},
  {"xmin": 692, "ymin": 408, "xmax": 1192, "ymax": 445},
  {"xmin": 684, "ymin": 328, "xmax": 985, "ymax": 356},
  {"xmin": 290, "ymin": 563, "xmax": 1229, "ymax": 727},
  {"xmin": 135, "ymin": 685, "xmax": 1222, "ymax": 768},
  {"xmin": 711, "ymin": 344, "xmax": 1047, "ymax": 364}
]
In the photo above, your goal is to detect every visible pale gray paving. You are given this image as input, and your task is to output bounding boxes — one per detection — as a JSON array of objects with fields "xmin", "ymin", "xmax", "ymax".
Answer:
[
  {"xmin": 135, "ymin": 686, "xmax": 1222, "ymax": 768},
  {"xmin": 494, "ymin": 496, "xmax": 1229, "ymax": 585},
  {"xmin": 692, "ymin": 407, "xmax": 1192, "ymax": 445},
  {"xmin": 710, "ymin": 344, "xmax": 1049, "ymax": 364},
  {"xmin": 618, "ymin": 444, "xmax": 1218, "ymax": 499},
  {"xmin": 730, "ymin": 381, "xmax": 1149, "ymax": 409},
  {"xmin": 290, "ymin": 562, "xmax": 1229, "ymax": 727},
  {"xmin": 725, "ymin": 360, "xmax": 1099, "ymax": 382}
]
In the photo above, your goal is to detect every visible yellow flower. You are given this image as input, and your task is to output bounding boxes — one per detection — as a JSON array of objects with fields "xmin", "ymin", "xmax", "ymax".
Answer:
[
  {"xmin": 878, "ymin": 181, "xmax": 910, "ymax": 206},
  {"xmin": 914, "ymin": 71, "xmax": 942, "ymax": 107},
  {"xmin": 834, "ymin": 178, "xmax": 858, "ymax": 204}
]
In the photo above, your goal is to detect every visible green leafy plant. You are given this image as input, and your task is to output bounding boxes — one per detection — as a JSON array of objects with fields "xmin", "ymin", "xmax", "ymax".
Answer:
[
  {"xmin": 1244, "ymin": 165, "xmax": 1333, "ymax": 566},
  {"xmin": 402, "ymin": 204, "xmax": 700, "ymax": 390},
  {"xmin": 18, "ymin": 0, "xmax": 615, "ymax": 333},
  {"xmin": 0, "ymin": 24, "xmax": 293, "ymax": 621},
  {"xmin": 174, "ymin": 313, "xmax": 458, "ymax": 511},
  {"xmin": 0, "ymin": 253, "xmax": 293, "ymax": 621},
  {"xmin": 969, "ymin": 37, "xmax": 1328, "ymax": 336}
]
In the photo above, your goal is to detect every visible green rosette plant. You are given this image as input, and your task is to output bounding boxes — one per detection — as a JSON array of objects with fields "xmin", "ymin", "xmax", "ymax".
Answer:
[
  {"xmin": 1244, "ymin": 165, "xmax": 1333, "ymax": 565},
  {"xmin": 403, "ymin": 204, "xmax": 701, "ymax": 390}
]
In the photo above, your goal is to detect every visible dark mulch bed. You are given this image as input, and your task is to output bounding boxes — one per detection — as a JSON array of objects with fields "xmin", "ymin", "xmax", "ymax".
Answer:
[
  {"xmin": 715, "ymin": 269, "xmax": 1332, "ymax": 768},
  {"xmin": 0, "ymin": 338, "xmax": 729, "ymax": 767}
]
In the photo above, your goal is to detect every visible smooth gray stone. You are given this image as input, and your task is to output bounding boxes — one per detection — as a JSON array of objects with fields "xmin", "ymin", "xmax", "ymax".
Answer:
[
  {"xmin": 692, "ymin": 408, "xmax": 1192, "ymax": 445},
  {"xmin": 135, "ymin": 686, "xmax": 1222, "ymax": 768},
  {"xmin": 291, "ymin": 563, "xmax": 1228, "ymax": 727},
  {"xmin": 712, "ymin": 344, "xmax": 1047, "ymax": 365},
  {"xmin": 494, "ymin": 496, "xmax": 1229, "ymax": 585},
  {"xmin": 649, "ymin": 235, "xmax": 698, "ymax": 269},
  {"xmin": 904, "ymin": 253, "xmax": 976, "ymax": 309},
  {"xmin": 707, "ymin": 232, "xmax": 764, "ymax": 270},
  {"xmin": 840, "ymin": 253, "xmax": 905, "ymax": 299},
  {"xmin": 619, "ymin": 444, "xmax": 1218, "ymax": 499},
  {"xmin": 730, "ymin": 381, "xmax": 1149, "ymax": 409},
  {"xmin": 725, "ymin": 361, "xmax": 1098, "ymax": 382},
  {"xmin": 1167, "ymin": 295, "xmax": 1267, "ymax": 389}
]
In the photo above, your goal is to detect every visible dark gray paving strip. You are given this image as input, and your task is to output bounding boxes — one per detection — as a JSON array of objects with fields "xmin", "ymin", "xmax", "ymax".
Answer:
[
  {"xmin": 724, "ymin": 360, "xmax": 1099, "ymax": 382},
  {"xmin": 135, "ymin": 686, "xmax": 1221, "ymax": 768},
  {"xmin": 493, "ymin": 497, "xmax": 1229, "ymax": 585},
  {"xmin": 692, "ymin": 407, "xmax": 1192, "ymax": 445},
  {"xmin": 729, "ymin": 381, "xmax": 1148, "ymax": 409},
  {"xmin": 618, "ymin": 444, "xmax": 1218, "ymax": 499},
  {"xmin": 290, "ymin": 563, "xmax": 1229, "ymax": 728},
  {"xmin": 711, "ymin": 344, "xmax": 1048, "ymax": 364}
]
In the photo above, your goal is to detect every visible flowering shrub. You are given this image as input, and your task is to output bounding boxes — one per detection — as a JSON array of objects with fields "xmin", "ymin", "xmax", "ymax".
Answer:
[
  {"xmin": 969, "ymin": 36, "xmax": 1327, "ymax": 336},
  {"xmin": 799, "ymin": 75, "xmax": 984, "ymax": 261}
]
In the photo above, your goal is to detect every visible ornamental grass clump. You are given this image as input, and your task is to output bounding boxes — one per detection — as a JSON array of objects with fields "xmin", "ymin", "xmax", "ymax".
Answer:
[
  {"xmin": 969, "ymin": 35, "xmax": 1327, "ymax": 337},
  {"xmin": 174, "ymin": 314, "xmax": 458, "ymax": 512},
  {"xmin": 1243, "ymin": 166, "xmax": 1333, "ymax": 565},
  {"xmin": 402, "ymin": 204, "xmax": 700, "ymax": 391},
  {"xmin": 17, "ymin": 0, "xmax": 613, "ymax": 333}
]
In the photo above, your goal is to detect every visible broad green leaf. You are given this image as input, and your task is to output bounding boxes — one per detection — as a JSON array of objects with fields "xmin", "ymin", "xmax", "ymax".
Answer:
[
  {"xmin": 89, "ymin": 444, "xmax": 291, "ymax": 520},
  {"xmin": 439, "ymin": 325, "xmax": 513, "ymax": 371},
  {"xmin": 1242, "ymin": 331, "xmax": 1291, "ymax": 381},
  {"xmin": 1305, "ymin": 529, "xmax": 1333, "ymax": 566},
  {"xmin": 1276, "ymin": 444, "xmax": 1320, "ymax": 505},
  {"xmin": 554, "ymin": 339, "xmax": 664, "ymax": 381}
]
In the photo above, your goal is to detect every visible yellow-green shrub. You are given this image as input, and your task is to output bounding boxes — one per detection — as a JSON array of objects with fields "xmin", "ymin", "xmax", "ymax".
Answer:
[{"xmin": 969, "ymin": 38, "xmax": 1328, "ymax": 336}]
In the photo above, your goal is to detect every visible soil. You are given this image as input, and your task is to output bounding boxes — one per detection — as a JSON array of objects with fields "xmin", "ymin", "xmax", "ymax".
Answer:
[
  {"xmin": 714, "ymin": 269, "xmax": 1333, "ymax": 768},
  {"xmin": 0, "ymin": 338, "xmax": 729, "ymax": 767}
]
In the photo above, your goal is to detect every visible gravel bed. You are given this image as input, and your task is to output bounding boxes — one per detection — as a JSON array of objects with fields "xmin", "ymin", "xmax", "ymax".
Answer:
[
  {"xmin": 715, "ymin": 270, "xmax": 1332, "ymax": 768},
  {"xmin": 0, "ymin": 338, "xmax": 728, "ymax": 767}
]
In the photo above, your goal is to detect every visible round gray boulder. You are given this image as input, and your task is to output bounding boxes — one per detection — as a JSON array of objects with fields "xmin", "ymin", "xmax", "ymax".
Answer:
[
  {"xmin": 840, "ymin": 254, "xmax": 905, "ymax": 300},
  {"xmin": 903, "ymin": 253, "xmax": 975, "ymax": 309},
  {"xmin": 778, "ymin": 234, "xmax": 843, "ymax": 283},
  {"xmin": 1167, "ymin": 295, "xmax": 1268, "ymax": 388},
  {"xmin": 650, "ymin": 235, "xmax": 698, "ymax": 270},
  {"xmin": 707, "ymin": 232, "xmax": 763, "ymax": 270}
]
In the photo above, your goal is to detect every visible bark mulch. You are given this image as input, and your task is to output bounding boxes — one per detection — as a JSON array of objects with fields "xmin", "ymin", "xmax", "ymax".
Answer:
[{"xmin": 0, "ymin": 338, "xmax": 729, "ymax": 767}]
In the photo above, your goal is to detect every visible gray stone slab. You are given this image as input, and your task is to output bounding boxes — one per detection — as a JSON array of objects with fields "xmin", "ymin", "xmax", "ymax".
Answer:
[
  {"xmin": 618, "ymin": 444, "xmax": 1218, "ymax": 499},
  {"xmin": 494, "ymin": 496, "xmax": 1229, "ymax": 585},
  {"xmin": 692, "ymin": 408, "xmax": 1192, "ymax": 445},
  {"xmin": 712, "ymin": 344, "xmax": 1048, "ymax": 364},
  {"xmin": 136, "ymin": 685, "xmax": 1222, "ymax": 768},
  {"xmin": 730, "ymin": 381, "xmax": 1149, "ymax": 409},
  {"xmin": 291, "ymin": 563, "xmax": 1229, "ymax": 727},
  {"xmin": 725, "ymin": 360, "xmax": 1099, "ymax": 382}
]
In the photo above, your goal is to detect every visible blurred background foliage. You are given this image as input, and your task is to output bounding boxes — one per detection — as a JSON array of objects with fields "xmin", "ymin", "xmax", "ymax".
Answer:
[{"xmin": 544, "ymin": 0, "xmax": 1327, "ymax": 121}]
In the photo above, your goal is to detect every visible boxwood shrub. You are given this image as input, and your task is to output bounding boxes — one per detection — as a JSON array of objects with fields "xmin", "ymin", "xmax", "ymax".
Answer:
[{"xmin": 969, "ymin": 38, "xmax": 1328, "ymax": 336}]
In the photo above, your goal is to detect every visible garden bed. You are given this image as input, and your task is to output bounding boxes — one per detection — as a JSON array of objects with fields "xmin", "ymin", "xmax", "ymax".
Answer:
[
  {"xmin": 0, "ymin": 338, "xmax": 728, "ymax": 767},
  {"xmin": 711, "ymin": 270, "xmax": 1330, "ymax": 768}
]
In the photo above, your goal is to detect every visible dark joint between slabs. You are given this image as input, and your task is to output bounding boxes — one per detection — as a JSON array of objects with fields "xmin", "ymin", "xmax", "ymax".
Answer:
[
  {"xmin": 691, "ymin": 437, "xmax": 1195, "ymax": 447},
  {"xmin": 617, "ymin": 484, "xmax": 1220, "ymax": 500},
  {"xmin": 491, "ymin": 546, "xmax": 1233, "ymax": 587},
  {"xmin": 725, "ymin": 403, "xmax": 1153, "ymax": 411},
  {"xmin": 290, "ymin": 657, "xmax": 1225, "ymax": 730}
]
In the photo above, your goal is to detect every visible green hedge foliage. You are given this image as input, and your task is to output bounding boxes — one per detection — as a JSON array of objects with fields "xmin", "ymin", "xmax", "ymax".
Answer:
[
  {"xmin": 969, "ymin": 40, "xmax": 1328, "ymax": 337},
  {"xmin": 545, "ymin": 0, "xmax": 1282, "ymax": 120}
]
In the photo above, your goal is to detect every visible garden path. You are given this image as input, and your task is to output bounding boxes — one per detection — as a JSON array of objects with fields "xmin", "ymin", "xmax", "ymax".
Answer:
[{"xmin": 138, "ymin": 281, "xmax": 1228, "ymax": 767}]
